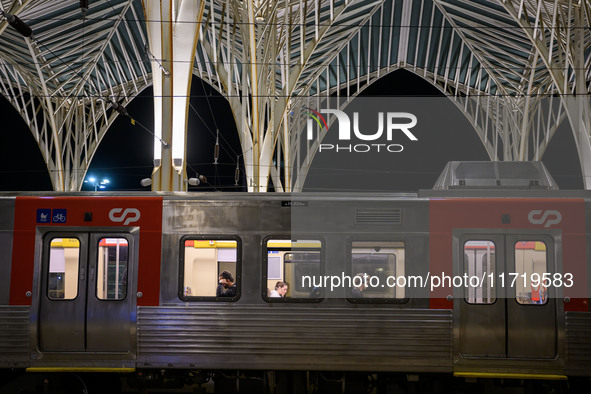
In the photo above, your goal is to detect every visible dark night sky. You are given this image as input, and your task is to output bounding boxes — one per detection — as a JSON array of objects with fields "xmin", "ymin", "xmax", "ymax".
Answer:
[{"xmin": 0, "ymin": 69, "xmax": 584, "ymax": 192}]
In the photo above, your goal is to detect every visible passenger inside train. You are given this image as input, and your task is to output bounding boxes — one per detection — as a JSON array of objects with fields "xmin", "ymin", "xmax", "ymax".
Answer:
[
  {"xmin": 216, "ymin": 270, "xmax": 236, "ymax": 297},
  {"xmin": 351, "ymin": 273, "xmax": 367, "ymax": 298},
  {"xmin": 269, "ymin": 281, "xmax": 289, "ymax": 297}
]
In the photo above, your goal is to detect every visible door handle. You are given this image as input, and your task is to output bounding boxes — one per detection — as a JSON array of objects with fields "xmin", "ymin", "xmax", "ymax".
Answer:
[
  {"xmin": 89, "ymin": 267, "xmax": 95, "ymax": 281},
  {"xmin": 80, "ymin": 266, "xmax": 86, "ymax": 281}
]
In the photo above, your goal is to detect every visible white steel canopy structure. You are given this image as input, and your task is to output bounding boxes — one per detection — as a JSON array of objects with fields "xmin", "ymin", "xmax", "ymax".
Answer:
[{"xmin": 0, "ymin": 0, "xmax": 589, "ymax": 191}]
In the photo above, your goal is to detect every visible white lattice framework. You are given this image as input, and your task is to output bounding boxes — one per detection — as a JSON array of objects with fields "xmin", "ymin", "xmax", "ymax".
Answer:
[
  {"xmin": 0, "ymin": 0, "xmax": 150, "ymax": 191},
  {"xmin": 0, "ymin": 0, "xmax": 589, "ymax": 191}
]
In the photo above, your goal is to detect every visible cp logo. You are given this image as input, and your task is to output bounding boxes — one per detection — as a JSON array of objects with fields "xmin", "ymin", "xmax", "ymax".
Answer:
[
  {"xmin": 528, "ymin": 210, "xmax": 562, "ymax": 228},
  {"xmin": 109, "ymin": 208, "xmax": 141, "ymax": 225}
]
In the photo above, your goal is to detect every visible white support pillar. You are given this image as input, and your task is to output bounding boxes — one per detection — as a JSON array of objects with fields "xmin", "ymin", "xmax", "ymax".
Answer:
[
  {"xmin": 247, "ymin": 0, "xmax": 260, "ymax": 192},
  {"xmin": 143, "ymin": 0, "xmax": 204, "ymax": 191}
]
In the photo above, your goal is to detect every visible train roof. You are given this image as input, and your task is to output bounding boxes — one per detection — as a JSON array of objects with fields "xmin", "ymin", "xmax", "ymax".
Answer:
[
  {"xmin": 432, "ymin": 161, "xmax": 558, "ymax": 191},
  {"xmin": 0, "ymin": 160, "xmax": 585, "ymax": 201},
  {"xmin": 0, "ymin": 190, "xmax": 590, "ymax": 201}
]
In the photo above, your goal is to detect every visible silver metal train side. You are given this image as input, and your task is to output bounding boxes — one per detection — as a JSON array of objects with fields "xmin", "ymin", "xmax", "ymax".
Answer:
[{"xmin": 0, "ymin": 191, "xmax": 590, "ymax": 393}]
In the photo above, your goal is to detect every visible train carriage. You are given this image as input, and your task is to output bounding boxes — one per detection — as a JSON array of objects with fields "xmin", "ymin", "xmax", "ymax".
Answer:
[{"xmin": 0, "ymin": 162, "xmax": 590, "ymax": 393}]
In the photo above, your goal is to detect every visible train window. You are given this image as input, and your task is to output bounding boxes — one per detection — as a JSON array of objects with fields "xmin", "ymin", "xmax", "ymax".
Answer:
[
  {"xmin": 47, "ymin": 238, "xmax": 80, "ymax": 300},
  {"xmin": 515, "ymin": 241, "xmax": 548, "ymax": 305},
  {"xmin": 180, "ymin": 237, "xmax": 241, "ymax": 301},
  {"xmin": 96, "ymin": 238, "xmax": 128, "ymax": 300},
  {"xmin": 463, "ymin": 240, "xmax": 496, "ymax": 304},
  {"xmin": 350, "ymin": 241, "xmax": 406, "ymax": 301},
  {"xmin": 263, "ymin": 238, "xmax": 323, "ymax": 301}
]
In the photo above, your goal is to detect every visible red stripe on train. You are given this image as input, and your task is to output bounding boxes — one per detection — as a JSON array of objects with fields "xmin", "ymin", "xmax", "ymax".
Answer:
[
  {"xmin": 429, "ymin": 198, "xmax": 588, "ymax": 311},
  {"xmin": 10, "ymin": 197, "xmax": 163, "ymax": 306}
]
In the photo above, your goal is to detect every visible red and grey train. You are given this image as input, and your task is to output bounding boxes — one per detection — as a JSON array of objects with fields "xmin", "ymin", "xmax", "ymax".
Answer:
[{"xmin": 0, "ymin": 163, "xmax": 590, "ymax": 393}]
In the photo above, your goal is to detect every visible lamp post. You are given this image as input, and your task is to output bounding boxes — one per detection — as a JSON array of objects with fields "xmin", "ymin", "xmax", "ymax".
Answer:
[{"xmin": 84, "ymin": 177, "xmax": 110, "ymax": 191}]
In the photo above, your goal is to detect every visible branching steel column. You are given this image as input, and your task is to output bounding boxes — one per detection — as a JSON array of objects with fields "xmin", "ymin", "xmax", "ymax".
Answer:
[
  {"xmin": 247, "ymin": 0, "xmax": 261, "ymax": 192},
  {"xmin": 144, "ymin": 0, "xmax": 204, "ymax": 191},
  {"xmin": 501, "ymin": 0, "xmax": 591, "ymax": 188},
  {"xmin": 25, "ymin": 37, "xmax": 64, "ymax": 190},
  {"xmin": 564, "ymin": 4, "xmax": 591, "ymax": 188},
  {"xmin": 196, "ymin": 0, "xmax": 386, "ymax": 192}
]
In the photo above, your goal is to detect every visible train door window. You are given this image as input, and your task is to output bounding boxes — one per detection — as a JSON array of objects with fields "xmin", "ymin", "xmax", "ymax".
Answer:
[
  {"xmin": 47, "ymin": 237, "xmax": 80, "ymax": 300},
  {"xmin": 463, "ymin": 240, "xmax": 496, "ymax": 304},
  {"xmin": 514, "ymin": 241, "xmax": 548, "ymax": 305},
  {"xmin": 263, "ymin": 238, "xmax": 323, "ymax": 301},
  {"xmin": 350, "ymin": 241, "xmax": 406, "ymax": 301},
  {"xmin": 96, "ymin": 238, "xmax": 128, "ymax": 300},
  {"xmin": 180, "ymin": 237, "xmax": 241, "ymax": 301}
]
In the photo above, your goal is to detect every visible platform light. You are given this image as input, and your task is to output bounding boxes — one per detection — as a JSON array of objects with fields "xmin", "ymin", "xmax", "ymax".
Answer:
[
  {"xmin": 188, "ymin": 175, "xmax": 207, "ymax": 187},
  {"xmin": 110, "ymin": 99, "xmax": 128, "ymax": 116},
  {"xmin": 84, "ymin": 176, "xmax": 110, "ymax": 191}
]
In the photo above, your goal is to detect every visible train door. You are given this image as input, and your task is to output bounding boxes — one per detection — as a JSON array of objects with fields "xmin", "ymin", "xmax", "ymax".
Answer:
[
  {"xmin": 38, "ymin": 232, "xmax": 134, "ymax": 353},
  {"xmin": 457, "ymin": 233, "xmax": 556, "ymax": 359}
]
